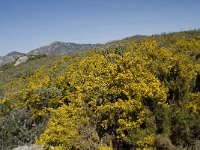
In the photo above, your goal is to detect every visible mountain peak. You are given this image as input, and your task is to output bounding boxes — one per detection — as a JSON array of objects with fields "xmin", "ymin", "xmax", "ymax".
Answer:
[
  {"xmin": 0, "ymin": 51, "xmax": 26, "ymax": 66},
  {"xmin": 50, "ymin": 41, "xmax": 65, "ymax": 45},
  {"xmin": 6, "ymin": 51, "xmax": 25, "ymax": 57},
  {"xmin": 28, "ymin": 42, "xmax": 102, "ymax": 56}
]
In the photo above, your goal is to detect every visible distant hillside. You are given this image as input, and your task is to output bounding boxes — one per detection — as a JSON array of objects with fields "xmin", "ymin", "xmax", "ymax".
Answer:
[
  {"xmin": 28, "ymin": 41, "xmax": 103, "ymax": 55},
  {"xmin": 0, "ymin": 42, "xmax": 103, "ymax": 67},
  {"xmin": 0, "ymin": 51, "xmax": 26, "ymax": 66},
  {"xmin": 5, "ymin": 51, "xmax": 25, "ymax": 57}
]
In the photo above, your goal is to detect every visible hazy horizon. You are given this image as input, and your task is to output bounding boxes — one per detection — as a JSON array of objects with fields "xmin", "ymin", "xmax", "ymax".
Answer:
[{"xmin": 0, "ymin": 0, "xmax": 200, "ymax": 56}]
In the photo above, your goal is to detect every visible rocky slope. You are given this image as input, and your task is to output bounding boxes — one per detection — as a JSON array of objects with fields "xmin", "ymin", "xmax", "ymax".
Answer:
[
  {"xmin": 28, "ymin": 41, "xmax": 102, "ymax": 55},
  {"xmin": 0, "ymin": 42, "xmax": 102, "ymax": 67},
  {"xmin": 0, "ymin": 51, "xmax": 26, "ymax": 66}
]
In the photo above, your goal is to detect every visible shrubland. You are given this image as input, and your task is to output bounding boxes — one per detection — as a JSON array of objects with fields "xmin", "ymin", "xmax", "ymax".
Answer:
[{"xmin": 0, "ymin": 30, "xmax": 200, "ymax": 149}]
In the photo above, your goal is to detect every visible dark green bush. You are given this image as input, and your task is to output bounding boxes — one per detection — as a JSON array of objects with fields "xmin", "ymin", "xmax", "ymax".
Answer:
[{"xmin": 0, "ymin": 107, "xmax": 47, "ymax": 150}]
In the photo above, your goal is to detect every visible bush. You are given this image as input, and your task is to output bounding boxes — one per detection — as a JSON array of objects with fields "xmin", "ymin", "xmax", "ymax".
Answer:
[{"xmin": 0, "ymin": 107, "xmax": 47, "ymax": 150}]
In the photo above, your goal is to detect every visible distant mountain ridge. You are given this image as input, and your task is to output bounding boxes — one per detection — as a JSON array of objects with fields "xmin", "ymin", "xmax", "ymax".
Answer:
[
  {"xmin": 28, "ymin": 41, "xmax": 102, "ymax": 55},
  {"xmin": 0, "ymin": 42, "xmax": 103, "ymax": 66},
  {"xmin": 5, "ymin": 51, "xmax": 26, "ymax": 57}
]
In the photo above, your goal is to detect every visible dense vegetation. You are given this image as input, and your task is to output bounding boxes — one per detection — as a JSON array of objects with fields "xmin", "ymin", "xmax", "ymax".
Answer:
[{"xmin": 0, "ymin": 30, "xmax": 200, "ymax": 150}]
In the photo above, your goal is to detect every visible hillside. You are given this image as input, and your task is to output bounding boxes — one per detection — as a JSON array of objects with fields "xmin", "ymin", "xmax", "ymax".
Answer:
[
  {"xmin": 0, "ymin": 51, "xmax": 26, "ymax": 66},
  {"xmin": 28, "ymin": 41, "xmax": 102, "ymax": 55},
  {"xmin": 0, "ymin": 30, "xmax": 200, "ymax": 150},
  {"xmin": 0, "ymin": 42, "xmax": 102, "ymax": 68}
]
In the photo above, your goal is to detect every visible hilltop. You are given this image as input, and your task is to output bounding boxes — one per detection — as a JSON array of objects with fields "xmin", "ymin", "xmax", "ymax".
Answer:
[
  {"xmin": 0, "ymin": 51, "xmax": 26, "ymax": 66},
  {"xmin": 28, "ymin": 41, "xmax": 102, "ymax": 55}
]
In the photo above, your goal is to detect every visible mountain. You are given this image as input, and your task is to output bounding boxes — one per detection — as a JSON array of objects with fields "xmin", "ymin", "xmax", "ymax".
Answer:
[
  {"xmin": 5, "ymin": 51, "xmax": 25, "ymax": 57},
  {"xmin": 0, "ymin": 42, "xmax": 103, "ymax": 67},
  {"xmin": 0, "ymin": 51, "xmax": 26, "ymax": 66},
  {"xmin": 28, "ymin": 41, "xmax": 103, "ymax": 55}
]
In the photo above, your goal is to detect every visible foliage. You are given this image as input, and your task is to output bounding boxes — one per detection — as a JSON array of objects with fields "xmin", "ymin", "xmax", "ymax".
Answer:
[{"xmin": 0, "ymin": 107, "xmax": 47, "ymax": 150}]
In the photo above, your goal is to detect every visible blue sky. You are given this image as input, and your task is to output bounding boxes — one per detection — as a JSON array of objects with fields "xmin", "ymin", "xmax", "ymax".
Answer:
[{"xmin": 0, "ymin": 0, "xmax": 200, "ymax": 56}]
